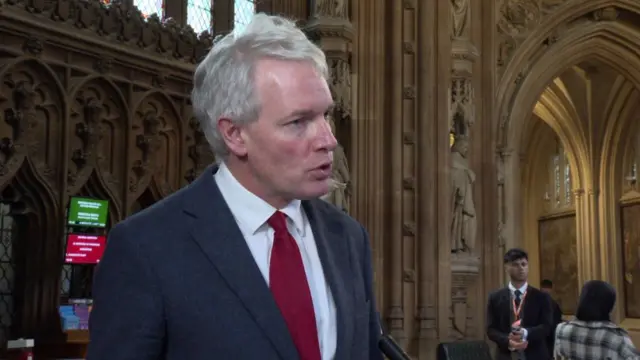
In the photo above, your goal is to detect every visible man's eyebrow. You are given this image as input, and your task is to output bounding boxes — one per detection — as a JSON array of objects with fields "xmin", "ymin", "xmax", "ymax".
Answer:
[
  {"xmin": 288, "ymin": 109, "xmax": 315, "ymax": 118},
  {"xmin": 286, "ymin": 103, "xmax": 335, "ymax": 118}
]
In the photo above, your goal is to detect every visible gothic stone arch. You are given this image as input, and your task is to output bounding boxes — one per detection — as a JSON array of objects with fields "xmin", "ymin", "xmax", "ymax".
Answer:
[{"xmin": 495, "ymin": 0, "xmax": 640, "ymax": 336}]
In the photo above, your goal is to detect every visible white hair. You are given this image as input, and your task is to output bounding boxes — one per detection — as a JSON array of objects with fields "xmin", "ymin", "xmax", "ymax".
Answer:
[{"xmin": 191, "ymin": 13, "xmax": 329, "ymax": 161}]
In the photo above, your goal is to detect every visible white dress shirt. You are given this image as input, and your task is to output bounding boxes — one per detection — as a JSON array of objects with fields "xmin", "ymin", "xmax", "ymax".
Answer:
[{"xmin": 214, "ymin": 162, "xmax": 337, "ymax": 359}]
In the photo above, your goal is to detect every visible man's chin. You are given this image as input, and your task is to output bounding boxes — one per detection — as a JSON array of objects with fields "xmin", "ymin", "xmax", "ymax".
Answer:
[{"xmin": 298, "ymin": 184, "xmax": 331, "ymax": 200}]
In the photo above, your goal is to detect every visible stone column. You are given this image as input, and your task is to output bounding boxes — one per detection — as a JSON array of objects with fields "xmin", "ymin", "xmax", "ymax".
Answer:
[
  {"xmin": 305, "ymin": 1, "xmax": 353, "ymax": 214},
  {"xmin": 448, "ymin": 0, "xmax": 480, "ymax": 342},
  {"xmin": 575, "ymin": 187, "xmax": 602, "ymax": 282},
  {"xmin": 349, "ymin": 0, "xmax": 387, "ymax": 314},
  {"xmin": 414, "ymin": 0, "xmax": 454, "ymax": 356}
]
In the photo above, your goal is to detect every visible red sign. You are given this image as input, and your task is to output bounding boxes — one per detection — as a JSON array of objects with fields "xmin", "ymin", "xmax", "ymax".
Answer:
[{"xmin": 65, "ymin": 234, "xmax": 106, "ymax": 264}]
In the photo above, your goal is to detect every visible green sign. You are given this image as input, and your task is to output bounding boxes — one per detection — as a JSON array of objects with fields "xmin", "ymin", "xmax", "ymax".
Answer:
[{"xmin": 67, "ymin": 197, "xmax": 109, "ymax": 228}]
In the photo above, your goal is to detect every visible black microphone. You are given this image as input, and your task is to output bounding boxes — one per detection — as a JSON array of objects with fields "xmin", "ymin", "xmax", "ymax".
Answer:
[
  {"xmin": 377, "ymin": 313, "xmax": 412, "ymax": 360},
  {"xmin": 378, "ymin": 333, "xmax": 411, "ymax": 360}
]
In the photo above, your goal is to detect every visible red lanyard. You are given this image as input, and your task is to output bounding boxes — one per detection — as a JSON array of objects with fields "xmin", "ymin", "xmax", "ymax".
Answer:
[{"xmin": 512, "ymin": 291, "xmax": 527, "ymax": 320}]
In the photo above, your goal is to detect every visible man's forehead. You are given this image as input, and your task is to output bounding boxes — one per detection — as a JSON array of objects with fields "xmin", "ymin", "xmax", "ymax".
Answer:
[
  {"xmin": 255, "ymin": 58, "xmax": 325, "ymax": 87},
  {"xmin": 255, "ymin": 63, "xmax": 332, "ymax": 120},
  {"xmin": 510, "ymin": 258, "xmax": 528, "ymax": 265}
]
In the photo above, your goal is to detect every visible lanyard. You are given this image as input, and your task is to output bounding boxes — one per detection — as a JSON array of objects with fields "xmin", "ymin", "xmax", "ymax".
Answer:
[{"xmin": 512, "ymin": 291, "xmax": 527, "ymax": 320}]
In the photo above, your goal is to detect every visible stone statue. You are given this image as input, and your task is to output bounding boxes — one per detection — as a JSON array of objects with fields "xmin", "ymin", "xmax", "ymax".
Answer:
[
  {"xmin": 451, "ymin": 136, "xmax": 477, "ymax": 253},
  {"xmin": 315, "ymin": 0, "xmax": 347, "ymax": 19},
  {"xmin": 330, "ymin": 58, "xmax": 352, "ymax": 118},
  {"xmin": 321, "ymin": 114, "xmax": 351, "ymax": 213},
  {"xmin": 451, "ymin": 0, "xmax": 469, "ymax": 38}
]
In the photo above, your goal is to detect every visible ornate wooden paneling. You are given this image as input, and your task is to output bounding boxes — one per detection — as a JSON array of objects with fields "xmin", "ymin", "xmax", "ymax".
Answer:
[{"xmin": 0, "ymin": 0, "xmax": 213, "ymax": 344}]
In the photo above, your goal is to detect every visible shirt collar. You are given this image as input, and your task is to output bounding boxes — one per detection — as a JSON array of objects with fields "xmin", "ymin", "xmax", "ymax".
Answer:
[
  {"xmin": 214, "ymin": 162, "xmax": 304, "ymax": 235},
  {"xmin": 509, "ymin": 282, "xmax": 528, "ymax": 294}
]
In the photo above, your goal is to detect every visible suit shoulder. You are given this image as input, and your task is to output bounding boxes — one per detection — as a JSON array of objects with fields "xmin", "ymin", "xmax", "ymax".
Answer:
[
  {"xmin": 489, "ymin": 287, "xmax": 508, "ymax": 299},
  {"xmin": 527, "ymin": 286, "xmax": 549, "ymax": 299},
  {"xmin": 310, "ymin": 199, "xmax": 363, "ymax": 232}
]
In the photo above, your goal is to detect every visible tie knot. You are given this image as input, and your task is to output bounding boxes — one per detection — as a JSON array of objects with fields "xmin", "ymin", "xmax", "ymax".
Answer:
[
  {"xmin": 515, "ymin": 290, "xmax": 522, "ymax": 297},
  {"xmin": 267, "ymin": 211, "xmax": 288, "ymax": 233}
]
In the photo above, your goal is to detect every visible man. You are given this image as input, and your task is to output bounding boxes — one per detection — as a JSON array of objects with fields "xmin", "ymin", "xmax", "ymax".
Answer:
[
  {"xmin": 87, "ymin": 13, "xmax": 383, "ymax": 360},
  {"xmin": 540, "ymin": 279, "xmax": 563, "ymax": 358},
  {"xmin": 486, "ymin": 249, "xmax": 553, "ymax": 360}
]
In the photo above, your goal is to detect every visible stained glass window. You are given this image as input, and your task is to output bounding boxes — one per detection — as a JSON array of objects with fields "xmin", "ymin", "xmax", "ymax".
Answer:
[
  {"xmin": 234, "ymin": 0, "xmax": 256, "ymax": 32},
  {"xmin": 133, "ymin": 0, "xmax": 165, "ymax": 19},
  {"xmin": 0, "ymin": 203, "xmax": 15, "ymax": 345},
  {"xmin": 564, "ymin": 153, "xmax": 572, "ymax": 205},
  {"xmin": 553, "ymin": 154, "xmax": 560, "ymax": 207},
  {"xmin": 548, "ymin": 141, "xmax": 573, "ymax": 210},
  {"xmin": 187, "ymin": 0, "xmax": 214, "ymax": 35}
]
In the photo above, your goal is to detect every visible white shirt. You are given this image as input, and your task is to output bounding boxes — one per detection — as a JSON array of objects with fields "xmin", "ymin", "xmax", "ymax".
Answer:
[
  {"xmin": 214, "ymin": 163, "xmax": 337, "ymax": 359},
  {"xmin": 508, "ymin": 282, "xmax": 528, "ymax": 297}
]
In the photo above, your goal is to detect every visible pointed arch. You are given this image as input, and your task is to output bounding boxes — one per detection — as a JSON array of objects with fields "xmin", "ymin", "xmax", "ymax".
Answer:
[
  {"xmin": 131, "ymin": 90, "xmax": 184, "ymax": 194},
  {"xmin": 0, "ymin": 57, "xmax": 67, "ymax": 183},
  {"xmin": 2, "ymin": 158, "xmax": 62, "ymax": 337},
  {"xmin": 68, "ymin": 75, "xmax": 129, "ymax": 122},
  {"xmin": 501, "ymin": 22, "xmax": 640, "ymax": 186},
  {"xmin": 131, "ymin": 89, "xmax": 184, "ymax": 136},
  {"xmin": 67, "ymin": 75, "xmax": 130, "ymax": 196},
  {"xmin": 0, "ymin": 57, "xmax": 66, "ymax": 103},
  {"xmin": 497, "ymin": 0, "xmax": 640, "ymax": 127}
]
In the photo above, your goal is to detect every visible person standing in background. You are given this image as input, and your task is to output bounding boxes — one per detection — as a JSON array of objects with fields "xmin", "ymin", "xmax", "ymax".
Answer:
[
  {"xmin": 486, "ymin": 248, "xmax": 554, "ymax": 360},
  {"xmin": 555, "ymin": 280, "xmax": 639, "ymax": 359},
  {"xmin": 540, "ymin": 279, "xmax": 563, "ymax": 359}
]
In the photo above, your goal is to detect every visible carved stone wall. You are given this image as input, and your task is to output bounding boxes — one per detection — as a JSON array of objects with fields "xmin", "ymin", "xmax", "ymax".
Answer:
[
  {"xmin": 306, "ymin": 1, "xmax": 353, "ymax": 214},
  {"xmin": 0, "ymin": 0, "xmax": 213, "ymax": 344}
]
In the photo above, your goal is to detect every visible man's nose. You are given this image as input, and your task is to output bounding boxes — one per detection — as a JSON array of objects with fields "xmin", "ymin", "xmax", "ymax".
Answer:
[{"xmin": 315, "ymin": 119, "xmax": 338, "ymax": 151}]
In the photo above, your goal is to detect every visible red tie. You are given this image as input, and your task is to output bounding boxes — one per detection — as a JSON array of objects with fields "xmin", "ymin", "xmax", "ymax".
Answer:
[{"xmin": 268, "ymin": 211, "xmax": 321, "ymax": 360}]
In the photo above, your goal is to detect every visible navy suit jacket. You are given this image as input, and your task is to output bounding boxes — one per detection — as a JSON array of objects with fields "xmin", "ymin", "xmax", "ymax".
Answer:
[{"xmin": 87, "ymin": 166, "xmax": 383, "ymax": 360}]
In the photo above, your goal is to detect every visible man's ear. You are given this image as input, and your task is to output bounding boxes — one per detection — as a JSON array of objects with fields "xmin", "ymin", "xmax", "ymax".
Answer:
[{"xmin": 217, "ymin": 118, "xmax": 248, "ymax": 157}]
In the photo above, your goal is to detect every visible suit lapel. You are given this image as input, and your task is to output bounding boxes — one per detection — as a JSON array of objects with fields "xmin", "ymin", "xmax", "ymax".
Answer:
[
  {"xmin": 182, "ymin": 166, "xmax": 298, "ymax": 360},
  {"xmin": 303, "ymin": 200, "xmax": 353, "ymax": 360},
  {"xmin": 500, "ymin": 288, "xmax": 514, "ymax": 325},
  {"xmin": 521, "ymin": 287, "xmax": 536, "ymax": 327}
]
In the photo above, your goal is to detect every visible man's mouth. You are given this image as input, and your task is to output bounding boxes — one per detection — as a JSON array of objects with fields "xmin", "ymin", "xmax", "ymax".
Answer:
[{"xmin": 310, "ymin": 163, "xmax": 333, "ymax": 178}]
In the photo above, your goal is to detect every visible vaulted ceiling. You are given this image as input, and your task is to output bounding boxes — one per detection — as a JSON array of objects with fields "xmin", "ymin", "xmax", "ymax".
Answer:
[{"xmin": 523, "ymin": 61, "xmax": 640, "ymax": 186}]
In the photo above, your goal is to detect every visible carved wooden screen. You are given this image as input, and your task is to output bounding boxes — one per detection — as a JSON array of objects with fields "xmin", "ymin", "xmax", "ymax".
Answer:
[
  {"xmin": 0, "ymin": 0, "xmax": 215, "ymax": 338},
  {"xmin": 538, "ymin": 214, "xmax": 579, "ymax": 314},
  {"xmin": 621, "ymin": 203, "xmax": 640, "ymax": 318}
]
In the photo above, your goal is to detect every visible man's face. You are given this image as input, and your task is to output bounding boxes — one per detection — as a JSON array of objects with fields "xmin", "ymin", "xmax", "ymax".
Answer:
[
  {"xmin": 224, "ymin": 59, "xmax": 337, "ymax": 206},
  {"xmin": 541, "ymin": 287, "xmax": 552, "ymax": 294},
  {"xmin": 507, "ymin": 258, "xmax": 529, "ymax": 282}
]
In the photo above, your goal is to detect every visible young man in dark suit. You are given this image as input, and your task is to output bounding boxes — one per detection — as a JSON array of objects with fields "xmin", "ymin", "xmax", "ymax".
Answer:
[
  {"xmin": 486, "ymin": 249, "xmax": 553, "ymax": 360},
  {"xmin": 540, "ymin": 279, "xmax": 563, "ymax": 359}
]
